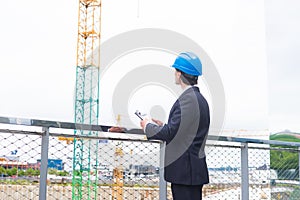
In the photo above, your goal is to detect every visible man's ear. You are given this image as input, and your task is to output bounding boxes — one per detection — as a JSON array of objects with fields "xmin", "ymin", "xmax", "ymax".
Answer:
[
  {"xmin": 178, "ymin": 72, "xmax": 184, "ymax": 83},
  {"xmin": 176, "ymin": 70, "xmax": 181, "ymax": 79}
]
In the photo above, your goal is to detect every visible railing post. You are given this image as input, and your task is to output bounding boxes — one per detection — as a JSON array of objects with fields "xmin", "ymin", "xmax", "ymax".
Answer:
[
  {"xmin": 159, "ymin": 142, "xmax": 167, "ymax": 200},
  {"xmin": 39, "ymin": 127, "xmax": 50, "ymax": 200},
  {"xmin": 241, "ymin": 143, "xmax": 249, "ymax": 200}
]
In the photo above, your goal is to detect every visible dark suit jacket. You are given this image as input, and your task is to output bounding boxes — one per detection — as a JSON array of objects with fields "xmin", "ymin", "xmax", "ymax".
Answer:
[{"xmin": 145, "ymin": 86, "xmax": 210, "ymax": 185}]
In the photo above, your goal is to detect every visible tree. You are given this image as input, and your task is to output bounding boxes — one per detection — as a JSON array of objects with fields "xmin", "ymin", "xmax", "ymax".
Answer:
[
  {"xmin": 25, "ymin": 168, "xmax": 34, "ymax": 176},
  {"xmin": 33, "ymin": 169, "xmax": 40, "ymax": 176},
  {"xmin": 48, "ymin": 168, "xmax": 57, "ymax": 175},
  {"xmin": 270, "ymin": 133, "xmax": 300, "ymax": 180},
  {"xmin": 7, "ymin": 167, "xmax": 17, "ymax": 176},
  {"xmin": 270, "ymin": 133, "xmax": 299, "ymax": 170},
  {"xmin": 57, "ymin": 170, "xmax": 69, "ymax": 176},
  {"xmin": 18, "ymin": 169, "xmax": 25, "ymax": 176},
  {"xmin": 0, "ymin": 166, "xmax": 6, "ymax": 176}
]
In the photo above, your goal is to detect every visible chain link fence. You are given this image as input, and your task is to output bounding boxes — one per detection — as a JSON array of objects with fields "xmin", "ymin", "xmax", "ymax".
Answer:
[{"xmin": 1, "ymin": 117, "xmax": 300, "ymax": 200}]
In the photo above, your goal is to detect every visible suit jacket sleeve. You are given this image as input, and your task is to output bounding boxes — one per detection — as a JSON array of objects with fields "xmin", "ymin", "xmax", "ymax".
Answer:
[{"xmin": 145, "ymin": 92, "xmax": 198, "ymax": 144}]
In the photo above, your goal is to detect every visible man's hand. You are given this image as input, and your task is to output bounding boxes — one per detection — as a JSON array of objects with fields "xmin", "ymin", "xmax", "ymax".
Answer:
[
  {"xmin": 140, "ymin": 118, "xmax": 150, "ymax": 130},
  {"xmin": 108, "ymin": 126, "xmax": 126, "ymax": 133}
]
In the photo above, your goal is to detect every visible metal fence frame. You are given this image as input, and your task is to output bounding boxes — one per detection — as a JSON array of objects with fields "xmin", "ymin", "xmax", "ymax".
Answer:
[{"xmin": 1, "ymin": 116, "xmax": 300, "ymax": 200}]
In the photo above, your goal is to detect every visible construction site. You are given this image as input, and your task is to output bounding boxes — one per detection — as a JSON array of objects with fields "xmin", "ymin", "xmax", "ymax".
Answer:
[{"xmin": 1, "ymin": 0, "xmax": 300, "ymax": 200}]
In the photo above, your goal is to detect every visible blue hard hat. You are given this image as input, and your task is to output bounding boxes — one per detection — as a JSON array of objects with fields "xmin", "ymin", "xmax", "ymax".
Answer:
[{"xmin": 171, "ymin": 52, "xmax": 202, "ymax": 76}]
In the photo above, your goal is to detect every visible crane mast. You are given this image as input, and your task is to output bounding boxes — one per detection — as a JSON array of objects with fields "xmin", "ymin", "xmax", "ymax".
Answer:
[{"xmin": 72, "ymin": 0, "xmax": 102, "ymax": 199}]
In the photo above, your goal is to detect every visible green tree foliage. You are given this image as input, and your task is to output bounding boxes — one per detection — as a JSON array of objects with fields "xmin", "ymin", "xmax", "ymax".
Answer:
[
  {"xmin": 270, "ymin": 150, "xmax": 298, "ymax": 170},
  {"xmin": 0, "ymin": 166, "xmax": 7, "ymax": 176},
  {"xmin": 57, "ymin": 170, "xmax": 69, "ymax": 176},
  {"xmin": 48, "ymin": 168, "xmax": 57, "ymax": 175},
  {"xmin": 6, "ymin": 167, "xmax": 18, "ymax": 176},
  {"xmin": 25, "ymin": 168, "xmax": 35, "ymax": 176},
  {"xmin": 18, "ymin": 169, "xmax": 25, "ymax": 176},
  {"xmin": 32, "ymin": 169, "xmax": 40, "ymax": 176},
  {"xmin": 270, "ymin": 132, "xmax": 300, "ymax": 179},
  {"xmin": 270, "ymin": 133, "xmax": 300, "ymax": 170}
]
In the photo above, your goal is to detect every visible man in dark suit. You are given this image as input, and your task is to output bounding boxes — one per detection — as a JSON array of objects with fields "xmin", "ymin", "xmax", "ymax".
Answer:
[{"xmin": 140, "ymin": 52, "xmax": 210, "ymax": 200}]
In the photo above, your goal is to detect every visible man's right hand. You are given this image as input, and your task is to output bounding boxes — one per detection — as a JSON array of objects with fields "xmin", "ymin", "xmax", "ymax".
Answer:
[{"xmin": 140, "ymin": 118, "xmax": 150, "ymax": 131}]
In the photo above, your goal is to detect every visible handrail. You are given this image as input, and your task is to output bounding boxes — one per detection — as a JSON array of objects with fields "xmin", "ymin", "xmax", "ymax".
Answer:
[{"xmin": 1, "ymin": 115, "xmax": 300, "ymax": 147}]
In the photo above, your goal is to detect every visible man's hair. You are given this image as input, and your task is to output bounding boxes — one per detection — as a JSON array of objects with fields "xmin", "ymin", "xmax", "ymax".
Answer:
[{"xmin": 176, "ymin": 69, "xmax": 198, "ymax": 85}]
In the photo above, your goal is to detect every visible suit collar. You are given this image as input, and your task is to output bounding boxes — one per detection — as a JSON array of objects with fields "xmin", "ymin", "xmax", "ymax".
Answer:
[
  {"xmin": 182, "ymin": 85, "xmax": 193, "ymax": 93},
  {"xmin": 180, "ymin": 86, "xmax": 199, "ymax": 97}
]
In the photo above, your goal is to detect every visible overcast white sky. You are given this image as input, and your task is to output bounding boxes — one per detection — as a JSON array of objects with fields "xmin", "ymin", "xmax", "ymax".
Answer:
[
  {"xmin": 265, "ymin": 0, "xmax": 300, "ymax": 132},
  {"xmin": 0, "ymin": 0, "xmax": 299, "ymax": 133}
]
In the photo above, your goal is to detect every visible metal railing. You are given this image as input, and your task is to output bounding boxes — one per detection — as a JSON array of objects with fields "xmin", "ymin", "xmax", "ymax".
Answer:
[{"xmin": 0, "ymin": 116, "xmax": 300, "ymax": 200}]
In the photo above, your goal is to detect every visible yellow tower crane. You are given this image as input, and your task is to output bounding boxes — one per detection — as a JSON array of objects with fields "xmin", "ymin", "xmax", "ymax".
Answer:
[{"xmin": 72, "ymin": 0, "xmax": 102, "ymax": 199}]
